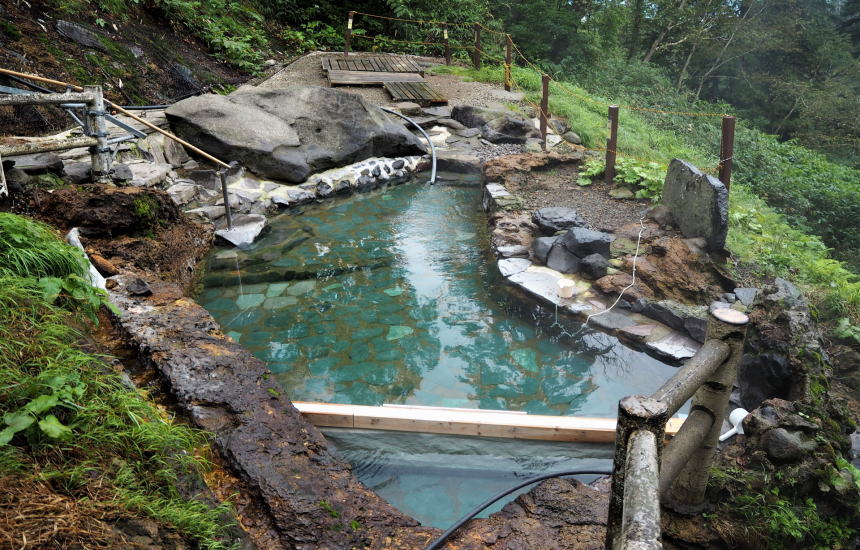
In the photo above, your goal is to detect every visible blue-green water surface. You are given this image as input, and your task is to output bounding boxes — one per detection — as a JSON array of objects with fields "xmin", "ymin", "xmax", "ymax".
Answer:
[{"xmin": 199, "ymin": 179, "xmax": 678, "ymax": 416}]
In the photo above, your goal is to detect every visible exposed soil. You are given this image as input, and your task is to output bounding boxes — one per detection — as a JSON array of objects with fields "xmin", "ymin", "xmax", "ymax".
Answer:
[
  {"xmin": 17, "ymin": 185, "xmax": 212, "ymax": 291},
  {"xmin": 488, "ymin": 152, "xmax": 652, "ymax": 233},
  {"xmin": 0, "ymin": 0, "xmax": 246, "ymax": 136}
]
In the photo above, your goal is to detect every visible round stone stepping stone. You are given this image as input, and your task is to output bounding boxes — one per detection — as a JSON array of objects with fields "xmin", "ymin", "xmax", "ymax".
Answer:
[
  {"xmin": 331, "ymin": 362, "xmax": 376, "ymax": 383},
  {"xmin": 387, "ymin": 325, "xmax": 414, "ymax": 341}
]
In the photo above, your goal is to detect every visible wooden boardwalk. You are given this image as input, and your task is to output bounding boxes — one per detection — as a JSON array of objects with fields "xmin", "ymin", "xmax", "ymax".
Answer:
[
  {"xmin": 322, "ymin": 55, "xmax": 424, "ymax": 74},
  {"xmin": 327, "ymin": 70, "xmax": 425, "ymax": 86},
  {"xmin": 383, "ymin": 81, "xmax": 447, "ymax": 105},
  {"xmin": 321, "ymin": 54, "xmax": 447, "ymax": 106}
]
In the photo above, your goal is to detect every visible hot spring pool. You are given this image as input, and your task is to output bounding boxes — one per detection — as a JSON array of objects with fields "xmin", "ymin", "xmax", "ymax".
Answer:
[{"xmin": 199, "ymin": 175, "xmax": 680, "ymax": 527}]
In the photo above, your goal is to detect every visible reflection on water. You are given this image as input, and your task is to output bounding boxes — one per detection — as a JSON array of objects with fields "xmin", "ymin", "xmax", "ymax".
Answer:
[{"xmin": 199, "ymin": 178, "xmax": 678, "ymax": 417}]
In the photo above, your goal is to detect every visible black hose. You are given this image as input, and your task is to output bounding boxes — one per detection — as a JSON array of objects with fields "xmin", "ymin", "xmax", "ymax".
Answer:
[{"xmin": 423, "ymin": 468, "xmax": 612, "ymax": 550}]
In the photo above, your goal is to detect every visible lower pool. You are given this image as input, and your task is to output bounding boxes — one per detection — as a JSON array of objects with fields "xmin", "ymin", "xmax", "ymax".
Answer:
[{"xmin": 199, "ymin": 175, "xmax": 680, "ymax": 526}]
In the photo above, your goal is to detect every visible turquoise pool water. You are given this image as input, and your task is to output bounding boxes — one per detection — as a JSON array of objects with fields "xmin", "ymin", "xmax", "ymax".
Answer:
[{"xmin": 199, "ymin": 178, "xmax": 678, "ymax": 416}]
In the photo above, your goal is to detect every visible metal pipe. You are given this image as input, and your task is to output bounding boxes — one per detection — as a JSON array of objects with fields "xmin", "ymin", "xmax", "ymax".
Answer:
[
  {"xmin": 379, "ymin": 106, "xmax": 436, "ymax": 184},
  {"xmin": 4, "ymin": 73, "xmax": 55, "ymax": 93},
  {"xmin": 219, "ymin": 167, "xmax": 234, "ymax": 230},
  {"xmin": 84, "ymin": 85, "xmax": 112, "ymax": 183}
]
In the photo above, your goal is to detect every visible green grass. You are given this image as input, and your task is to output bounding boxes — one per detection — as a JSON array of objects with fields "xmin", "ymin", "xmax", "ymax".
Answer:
[
  {"xmin": 0, "ymin": 214, "xmax": 235, "ymax": 548},
  {"xmin": 432, "ymin": 63, "xmax": 860, "ymax": 325}
]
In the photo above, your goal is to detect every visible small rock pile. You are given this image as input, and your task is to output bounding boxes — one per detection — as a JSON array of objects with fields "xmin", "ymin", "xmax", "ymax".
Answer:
[{"xmin": 531, "ymin": 207, "xmax": 613, "ymax": 280}]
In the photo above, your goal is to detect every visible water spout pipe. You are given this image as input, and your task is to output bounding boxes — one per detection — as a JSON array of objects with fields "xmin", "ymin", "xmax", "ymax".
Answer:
[
  {"xmin": 718, "ymin": 407, "xmax": 750, "ymax": 442},
  {"xmin": 424, "ymin": 468, "xmax": 612, "ymax": 550},
  {"xmin": 379, "ymin": 106, "xmax": 436, "ymax": 184}
]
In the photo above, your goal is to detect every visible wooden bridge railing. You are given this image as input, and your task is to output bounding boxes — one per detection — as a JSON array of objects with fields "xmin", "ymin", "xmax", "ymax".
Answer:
[{"xmin": 606, "ymin": 307, "xmax": 749, "ymax": 550}]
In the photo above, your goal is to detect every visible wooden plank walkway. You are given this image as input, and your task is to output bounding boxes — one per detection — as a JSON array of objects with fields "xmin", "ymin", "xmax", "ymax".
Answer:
[
  {"xmin": 322, "ymin": 55, "xmax": 424, "ymax": 74},
  {"xmin": 383, "ymin": 81, "xmax": 448, "ymax": 106},
  {"xmin": 327, "ymin": 70, "xmax": 426, "ymax": 86},
  {"xmin": 294, "ymin": 402, "xmax": 685, "ymax": 443}
]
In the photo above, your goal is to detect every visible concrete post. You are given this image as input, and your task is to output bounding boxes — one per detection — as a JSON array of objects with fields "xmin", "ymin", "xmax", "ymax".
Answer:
[
  {"xmin": 666, "ymin": 308, "xmax": 748, "ymax": 512},
  {"xmin": 606, "ymin": 395, "xmax": 668, "ymax": 549},
  {"xmin": 84, "ymin": 85, "xmax": 112, "ymax": 184}
]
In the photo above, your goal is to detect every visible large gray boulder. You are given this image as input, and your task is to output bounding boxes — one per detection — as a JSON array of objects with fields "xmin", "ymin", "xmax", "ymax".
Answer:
[
  {"xmin": 661, "ymin": 159, "xmax": 728, "ymax": 251},
  {"xmin": 481, "ymin": 115, "xmax": 541, "ymax": 144},
  {"xmin": 451, "ymin": 105, "xmax": 509, "ymax": 128},
  {"xmin": 166, "ymin": 86, "xmax": 425, "ymax": 183}
]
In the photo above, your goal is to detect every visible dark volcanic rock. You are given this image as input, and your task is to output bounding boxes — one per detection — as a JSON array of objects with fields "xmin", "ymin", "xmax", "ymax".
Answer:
[
  {"xmin": 546, "ymin": 244, "xmax": 581, "ymax": 274},
  {"xmin": 108, "ymin": 278, "xmax": 436, "ymax": 549},
  {"xmin": 558, "ymin": 227, "xmax": 612, "ymax": 258},
  {"xmin": 532, "ymin": 236, "xmax": 557, "ymax": 264},
  {"xmin": 532, "ymin": 207, "xmax": 588, "ymax": 235},
  {"xmin": 166, "ymin": 86, "xmax": 425, "ymax": 182},
  {"xmin": 761, "ymin": 428, "xmax": 816, "ymax": 462},
  {"xmin": 580, "ymin": 253, "xmax": 610, "ymax": 280},
  {"xmin": 662, "ymin": 159, "xmax": 728, "ymax": 251},
  {"xmin": 55, "ymin": 20, "xmax": 107, "ymax": 51},
  {"xmin": 8, "ymin": 152, "xmax": 63, "ymax": 175}
]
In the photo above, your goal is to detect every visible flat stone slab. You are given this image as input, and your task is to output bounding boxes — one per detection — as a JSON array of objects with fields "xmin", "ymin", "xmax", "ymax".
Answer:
[
  {"xmin": 645, "ymin": 331, "xmax": 699, "ymax": 361},
  {"xmin": 498, "ymin": 258, "xmax": 532, "ymax": 277},
  {"xmin": 214, "ymin": 214, "xmax": 267, "ymax": 248}
]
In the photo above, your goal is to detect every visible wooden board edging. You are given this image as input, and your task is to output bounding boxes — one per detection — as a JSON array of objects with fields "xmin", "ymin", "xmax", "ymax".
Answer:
[{"xmin": 294, "ymin": 401, "xmax": 685, "ymax": 443}]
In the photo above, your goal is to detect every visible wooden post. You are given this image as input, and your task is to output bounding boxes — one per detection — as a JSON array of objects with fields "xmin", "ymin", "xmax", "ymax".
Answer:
[
  {"xmin": 666, "ymin": 308, "xmax": 748, "ymax": 513},
  {"xmin": 344, "ymin": 11, "xmax": 355, "ymax": 56},
  {"xmin": 504, "ymin": 34, "xmax": 513, "ymax": 91},
  {"xmin": 473, "ymin": 23, "xmax": 482, "ymax": 69},
  {"xmin": 540, "ymin": 74, "xmax": 549, "ymax": 151},
  {"xmin": 84, "ymin": 85, "xmax": 111, "ymax": 184},
  {"xmin": 619, "ymin": 430, "xmax": 662, "ymax": 550},
  {"xmin": 719, "ymin": 115, "xmax": 736, "ymax": 191},
  {"xmin": 606, "ymin": 396, "xmax": 668, "ymax": 550},
  {"xmin": 443, "ymin": 24, "xmax": 451, "ymax": 65},
  {"xmin": 605, "ymin": 105, "xmax": 619, "ymax": 184}
]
